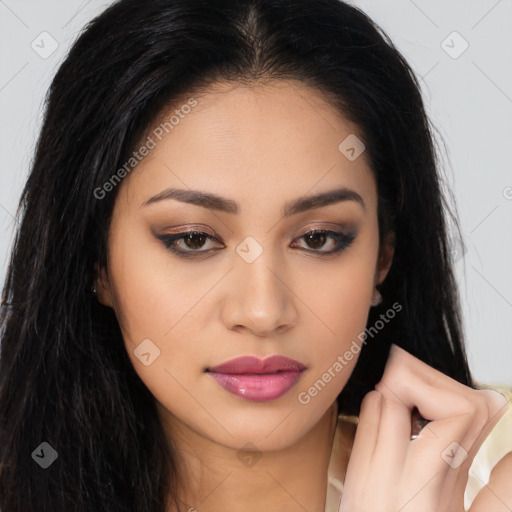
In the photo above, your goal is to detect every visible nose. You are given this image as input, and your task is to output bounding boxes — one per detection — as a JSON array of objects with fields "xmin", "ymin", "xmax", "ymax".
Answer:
[{"xmin": 221, "ymin": 248, "xmax": 299, "ymax": 338}]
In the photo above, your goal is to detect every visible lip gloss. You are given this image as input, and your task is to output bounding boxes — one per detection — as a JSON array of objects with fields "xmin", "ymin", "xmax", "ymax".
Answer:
[{"xmin": 208, "ymin": 370, "xmax": 304, "ymax": 402}]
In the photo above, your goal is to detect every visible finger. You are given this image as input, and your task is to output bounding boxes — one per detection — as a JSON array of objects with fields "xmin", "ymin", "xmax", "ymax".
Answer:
[
  {"xmin": 382, "ymin": 344, "xmax": 470, "ymax": 396},
  {"xmin": 378, "ymin": 354, "xmax": 508, "ymax": 464},
  {"xmin": 342, "ymin": 390, "xmax": 382, "ymax": 497},
  {"xmin": 381, "ymin": 347, "xmax": 509, "ymax": 428},
  {"xmin": 447, "ymin": 389, "xmax": 511, "ymax": 511},
  {"xmin": 400, "ymin": 412, "xmax": 475, "ymax": 512},
  {"xmin": 376, "ymin": 345, "xmax": 507, "ymax": 511},
  {"xmin": 376, "ymin": 346, "xmax": 489, "ymax": 434},
  {"xmin": 376, "ymin": 348, "xmax": 480, "ymax": 471},
  {"xmin": 465, "ymin": 388, "xmax": 510, "ymax": 449},
  {"xmin": 372, "ymin": 389, "xmax": 412, "ymax": 471}
]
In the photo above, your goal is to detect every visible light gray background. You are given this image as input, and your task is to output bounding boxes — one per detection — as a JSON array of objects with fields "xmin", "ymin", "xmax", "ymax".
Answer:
[{"xmin": 1, "ymin": 0, "xmax": 511, "ymax": 384}]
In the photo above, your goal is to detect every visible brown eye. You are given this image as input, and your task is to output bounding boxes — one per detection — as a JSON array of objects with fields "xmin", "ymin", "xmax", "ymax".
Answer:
[
  {"xmin": 182, "ymin": 232, "xmax": 208, "ymax": 249},
  {"xmin": 304, "ymin": 231, "xmax": 328, "ymax": 249},
  {"xmin": 156, "ymin": 230, "xmax": 223, "ymax": 257},
  {"xmin": 292, "ymin": 229, "xmax": 356, "ymax": 255}
]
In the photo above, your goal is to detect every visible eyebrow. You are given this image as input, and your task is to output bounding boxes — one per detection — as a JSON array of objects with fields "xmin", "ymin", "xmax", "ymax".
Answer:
[{"xmin": 141, "ymin": 186, "xmax": 365, "ymax": 216}]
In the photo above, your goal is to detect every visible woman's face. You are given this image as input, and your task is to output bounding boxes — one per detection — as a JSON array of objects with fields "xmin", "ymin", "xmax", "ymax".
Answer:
[{"xmin": 97, "ymin": 79, "xmax": 393, "ymax": 452}]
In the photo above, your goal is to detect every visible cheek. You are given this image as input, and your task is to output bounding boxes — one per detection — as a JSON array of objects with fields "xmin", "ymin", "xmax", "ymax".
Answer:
[
  {"xmin": 106, "ymin": 225, "xmax": 190, "ymax": 344},
  {"xmin": 105, "ymin": 242, "xmax": 198, "ymax": 415},
  {"xmin": 105, "ymin": 225, "xmax": 209, "ymax": 393},
  {"xmin": 296, "ymin": 245, "xmax": 378, "ymax": 402},
  {"xmin": 296, "ymin": 298, "xmax": 369, "ymax": 412},
  {"xmin": 305, "ymin": 247, "xmax": 377, "ymax": 342}
]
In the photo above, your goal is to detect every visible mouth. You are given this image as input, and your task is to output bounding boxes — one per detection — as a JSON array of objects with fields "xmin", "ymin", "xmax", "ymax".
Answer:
[{"xmin": 206, "ymin": 355, "xmax": 306, "ymax": 402}]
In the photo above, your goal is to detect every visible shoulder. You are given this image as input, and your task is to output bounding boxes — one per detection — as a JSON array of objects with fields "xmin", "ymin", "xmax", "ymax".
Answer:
[
  {"xmin": 467, "ymin": 384, "xmax": 512, "ymax": 511},
  {"xmin": 469, "ymin": 451, "xmax": 512, "ymax": 511}
]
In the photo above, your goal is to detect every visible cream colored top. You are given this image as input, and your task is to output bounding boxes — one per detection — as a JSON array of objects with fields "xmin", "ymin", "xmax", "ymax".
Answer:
[{"xmin": 324, "ymin": 385, "xmax": 512, "ymax": 512}]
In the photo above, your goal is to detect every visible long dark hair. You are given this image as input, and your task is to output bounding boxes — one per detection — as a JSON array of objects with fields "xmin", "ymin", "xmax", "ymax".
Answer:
[{"xmin": 0, "ymin": 0, "xmax": 474, "ymax": 510}]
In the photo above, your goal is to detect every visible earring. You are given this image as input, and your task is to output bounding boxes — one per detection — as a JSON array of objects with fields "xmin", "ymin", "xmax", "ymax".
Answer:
[
  {"xmin": 92, "ymin": 282, "xmax": 97, "ymax": 295},
  {"xmin": 371, "ymin": 288, "xmax": 382, "ymax": 307}
]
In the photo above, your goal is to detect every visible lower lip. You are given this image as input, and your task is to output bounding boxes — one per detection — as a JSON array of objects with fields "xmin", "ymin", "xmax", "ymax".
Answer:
[{"xmin": 208, "ymin": 370, "xmax": 304, "ymax": 402}]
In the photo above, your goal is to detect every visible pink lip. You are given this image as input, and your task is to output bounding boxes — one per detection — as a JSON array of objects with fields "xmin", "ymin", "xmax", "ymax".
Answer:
[{"xmin": 207, "ymin": 355, "xmax": 306, "ymax": 402}]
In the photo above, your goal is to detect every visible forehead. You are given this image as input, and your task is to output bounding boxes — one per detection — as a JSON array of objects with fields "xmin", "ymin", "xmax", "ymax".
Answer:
[{"xmin": 117, "ymin": 79, "xmax": 377, "ymax": 213}]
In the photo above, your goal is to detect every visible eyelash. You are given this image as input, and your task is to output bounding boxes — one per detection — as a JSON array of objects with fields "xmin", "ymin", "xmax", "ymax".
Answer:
[{"xmin": 156, "ymin": 228, "xmax": 356, "ymax": 259}]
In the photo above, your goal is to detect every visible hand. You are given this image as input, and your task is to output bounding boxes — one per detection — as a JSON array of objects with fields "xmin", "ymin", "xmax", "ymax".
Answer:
[{"xmin": 338, "ymin": 343, "xmax": 509, "ymax": 512}]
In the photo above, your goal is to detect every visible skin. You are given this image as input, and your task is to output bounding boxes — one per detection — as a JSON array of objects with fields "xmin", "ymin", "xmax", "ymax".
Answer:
[
  {"xmin": 470, "ymin": 452, "xmax": 512, "ymax": 511},
  {"xmin": 95, "ymin": 80, "xmax": 511, "ymax": 511},
  {"xmin": 340, "ymin": 345, "xmax": 511, "ymax": 512}
]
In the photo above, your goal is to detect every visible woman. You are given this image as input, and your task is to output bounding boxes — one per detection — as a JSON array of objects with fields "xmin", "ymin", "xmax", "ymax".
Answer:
[{"xmin": 0, "ymin": 0, "xmax": 510, "ymax": 511}]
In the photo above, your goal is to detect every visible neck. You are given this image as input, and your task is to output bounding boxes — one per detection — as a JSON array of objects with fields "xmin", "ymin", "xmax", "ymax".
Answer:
[{"xmin": 164, "ymin": 401, "xmax": 340, "ymax": 512}]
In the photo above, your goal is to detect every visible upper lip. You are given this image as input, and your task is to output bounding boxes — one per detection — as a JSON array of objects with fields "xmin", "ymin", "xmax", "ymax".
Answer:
[{"xmin": 207, "ymin": 355, "xmax": 306, "ymax": 374}]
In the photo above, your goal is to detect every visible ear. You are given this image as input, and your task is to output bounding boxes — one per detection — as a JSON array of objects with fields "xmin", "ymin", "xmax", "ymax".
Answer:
[
  {"xmin": 375, "ymin": 231, "xmax": 395, "ymax": 286},
  {"xmin": 93, "ymin": 262, "xmax": 114, "ymax": 308}
]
